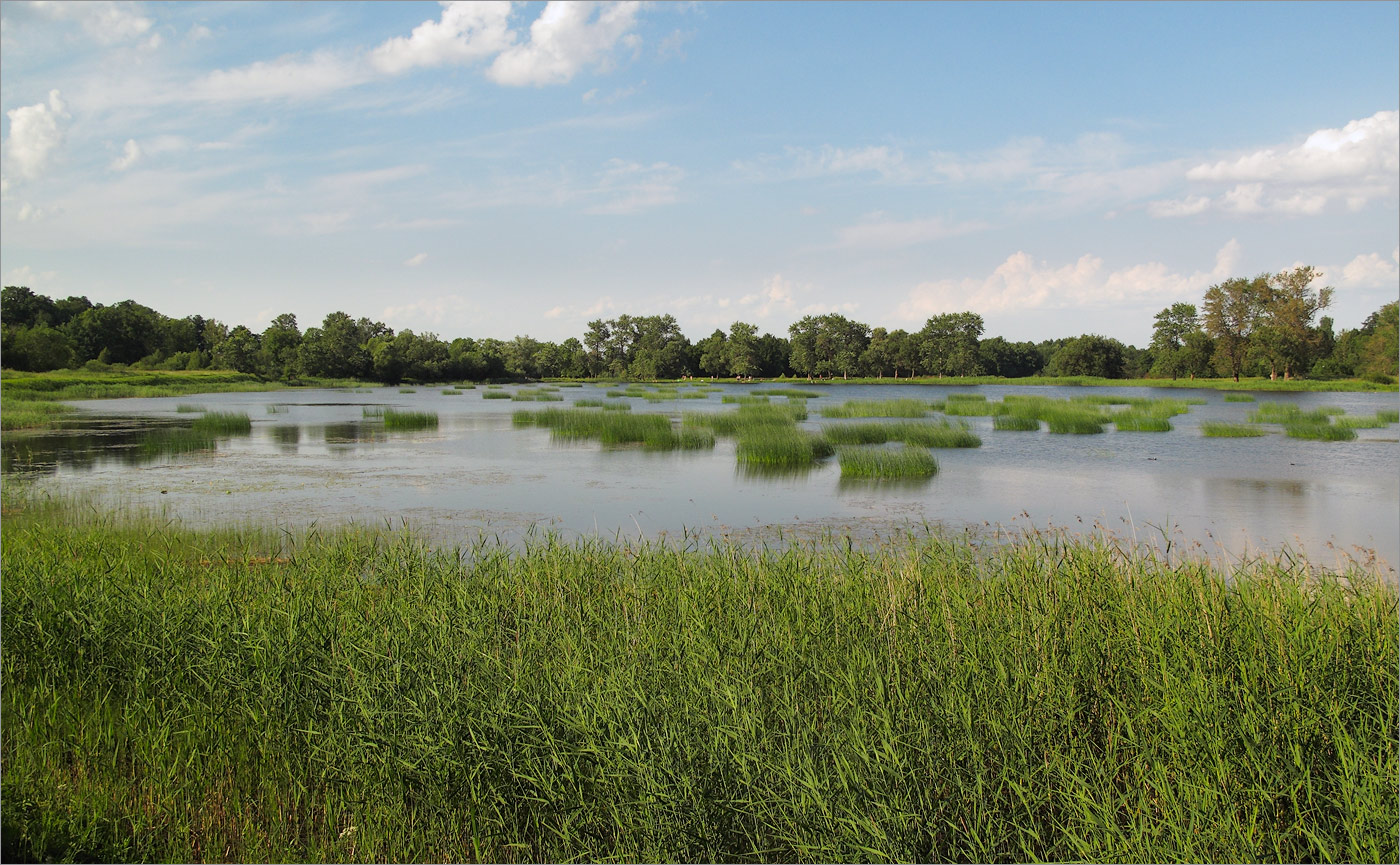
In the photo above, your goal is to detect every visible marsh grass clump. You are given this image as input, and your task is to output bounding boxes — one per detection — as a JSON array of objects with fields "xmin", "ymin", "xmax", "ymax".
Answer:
[
  {"xmin": 1114, "ymin": 415, "xmax": 1173, "ymax": 432},
  {"xmin": 190, "ymin": 412, "xmax": 252, "ymax": 435},
  {"xmin": 362, "ymin": 406, "xmax": 385, "ymax": 418},
  {"xmin": 1249, "ymin": 402, "xmax": 1335, "ymax": 425},
  {"xmin": 1284, "ymin": 422, "xmax": 1358, "ymax": 442},
  {"xmin": 899, "ymin": 420, "xmax": 981, "ymax": 448},
  {"xmin": 1201, "ymin": 422, "xmax": 1269, "ymax": 438},
  {"xmin": 1223, "ymin": 394, "xmax": 1256, "ymax": 402},
  {"xmin": 515, "ymin": 407, "xmax": 679, "ymax": 448},
  {"xmin": 3, "ymin": 499, "xmax": 1393, "ymax": 865},
  {"xmin": 1333, "ymin": 414, "xmax": 1392, "ymax": 429},
  {"xmin": 735, "ymin": 425, "xmax": 833, "ymax": 467},
  {"xmin": 382, "ymin": 409, "xmax": 438, "ymax": 431},
  {"xmin": 266, "ymin": 404, "xmax": 288, "ymax": 414},
  {"xmin": 398, "ymin": 388, "xmax": 417, "ymax": 394},
  {"xmin": 752, "ymin": 388, "xmax": 824, "ymax": 399},
  {"xmin": 176, "ymin": 403, "xmax": 207, "ymax": 413},
  {"xmin": 574, "ymin": 398, "xmax": 606, "ymax": 408},
  {"xmin": 722, "ymin": 395, "xmax": 770, "ymax": 405},
  {"xmin": 1043, "ymin": 408, "xmax": 1106, "ymax": 434},
  {"xmin": 837, "ymin": 444, "xmax": 938, "ymax": 479},
  {"xmin": 455, "ymin": 384, "xmax": 476, "ymax": 390},
  {"xmin": 481, "ymin": 390, "xmax": 512, "ymax": 400},
  {"xmin": 1375, "ymin": 409, "xmax": 1399, "ymax": 424},
  {"xmin": 601, "ymin": 401, "xmax": 632, "ymax": 411},
  {"xmin": 820, "ymin": 399, "xmax": 933, "ymax": 418},
  {"xmin": 993, "ymin": 415, "xmax": 1041, "ymax": 431},
  {"xmin": 441, "ymin": 389, "xmax": 464, "ymax": 396}
]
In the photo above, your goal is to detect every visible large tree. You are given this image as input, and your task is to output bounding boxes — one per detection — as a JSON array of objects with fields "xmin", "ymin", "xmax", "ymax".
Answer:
[
  {"xmin": 1251, "ymin": 266, "xmax": 1334, "ymax": 380},
  {"xmin": 918, "ymin": 312, "xmax": 984, "ymax": 377},
  {"xmin": 788, "ymin": 314, "xmax": 870, "ymax": 379},
  {"xmin": 1202, "ymin": 276, "xmax": 1268, "ymax": 382},
  {"xmin": 1149, "ymin": 302, "xmax": 1201, "ymax": 380}
]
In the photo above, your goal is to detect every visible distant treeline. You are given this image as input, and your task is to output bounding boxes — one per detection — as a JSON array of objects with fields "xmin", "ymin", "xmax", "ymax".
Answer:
[{"xmin": 1, "ymin": 267, "xmax": 1395, "ymax": 384}]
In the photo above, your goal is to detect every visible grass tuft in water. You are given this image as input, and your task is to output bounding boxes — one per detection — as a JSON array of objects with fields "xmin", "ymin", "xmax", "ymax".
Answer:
[
  {"xmin": 1223, "ymin": 394, "xmax": 1256, "ymax": 402},
  {"xmin": 481, "ymin": 391, "xmax": 512, "ymax": 400},
  {"xmin": 993, "ymin": 415, "xmax": 1041, "ymax": 431},
  {"xmin": 266, "ymin": 404, "xmax": 288, "ymax": 414},
  {"xmin": 1114, "ymin": 415, "xmax": 1173, "ymax": 432},
  {"xmin": 398, "ymin": 388, "xmax": 417, "ymax": 394},
  {"xmin": 176, "ymin": 403, "xmax": 207, "ymax": 413},
  {"xmin": 1201, "ymin": 422, "xmax": 1269, "ymax": 438},
  {"xmin": 382, "ymin": 409, "xmax": 438, "ymax": 431},
  {"xmin": 1283, "ymin": 422, "xmax": 1357, "ymax": 441},
  {"xmin": 441, "ymin": 389, "xmax": 464, "ymax": 396},
  {"xmin": 735, "ymin": 426, "xmax": 833, "ymax": 467},
  {"xmin": 837, "ymin": 444, "xmax": 938, "ymax": 479},
  {"xmin": 820, "ymin": 399, "xmax": 934, "ymax": 418},
  {"xmin": 190, "ymin": 412, "xmax": 252, "ymax": 435}
]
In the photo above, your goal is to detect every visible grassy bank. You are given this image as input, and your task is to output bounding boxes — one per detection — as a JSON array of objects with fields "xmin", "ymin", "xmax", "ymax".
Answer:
[
  {"xmin": 2, "ymin": 494, "xmax": 1395, "ymax": 863},
  {"xmin": 0, "ymin": 369, "xmax": 370, "ymax": 432}
]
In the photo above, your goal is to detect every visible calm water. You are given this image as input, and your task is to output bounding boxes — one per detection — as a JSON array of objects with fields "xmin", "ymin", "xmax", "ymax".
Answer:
[{"xmin": 6, "ymin": 382, "xmax": 1397, "ymax": 570}]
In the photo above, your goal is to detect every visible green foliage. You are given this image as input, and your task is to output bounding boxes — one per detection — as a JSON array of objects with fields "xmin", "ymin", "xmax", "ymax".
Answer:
[
  {"xmin": 2, "ymin": 498, "xmax": 1395, "ymax": 864},
  {"xmin": 820, "ymin": 398, "xmax": 934, "ymax": 418},
  {"xmin": 1283, "ymin": 422, "xmax": 1358, "ymax": 442},
  {"xmin": 837, "ymin": 445, "xmax": 938, "ymax": 478},
  {"xmin": 1223, "ymin": 394, "xmax": 1256, "ymax": 402},
  {"xmin": 190, "ymin": 412, "xmax": 252, "ymax": 435},
  {"xmin": 1201, "ymin": 422, "xmax": 1270, "ymax": 438},
  {"xmin": 381, "ymin": 410, "xmax": 438, "ymax": 431}
]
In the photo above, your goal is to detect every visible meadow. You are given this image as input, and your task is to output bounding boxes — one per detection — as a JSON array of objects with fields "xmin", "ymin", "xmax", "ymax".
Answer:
[{"xmin": 1, "ymin": 491, "xmax": 1395, "ymax": 863}]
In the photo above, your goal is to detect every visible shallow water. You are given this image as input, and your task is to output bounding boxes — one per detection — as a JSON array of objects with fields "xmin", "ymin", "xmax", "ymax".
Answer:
[{"xmin": 6, "ymin": 382, "xmax": 1397, "ymax": 569}]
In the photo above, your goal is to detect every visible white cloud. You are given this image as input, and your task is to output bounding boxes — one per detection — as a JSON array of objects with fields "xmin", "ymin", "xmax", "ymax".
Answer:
[
  {"xmin": 3, "ymin": 264, "xmax": 58, "ymax": 287},
  {"xmin": 190, "ymin": 51, "xmax": 372, "ymax": 101},
  {"xmin": 404, "ymin": 252, "xmax": 428, "ymax": 267},
  {"xmin": 1149, "ymin": 111, "xmax": 1400, "ymax": 217},
  {"xmin": 1339, "ymin": 250, "xmax": 1400, "ymax": 287},
  {"xmin": 488, "ymin": 1, "xmax": 643, "ymax": 86},
  {"xmin": 381, "ymin": 294, "xmax": 474, "ymax": 331},
  {"xmin": 4, "ymin": 90, "xmax": 68, "ymax": 179},
  {"xmin": 1147, "ymin": 194, "xmax": 1211, "ymax": 218},
  {"xmin": 584, "ymin": 159, "xmax": 682, "ymax": 214},
  {"xmin": 110, "ymin": 138, "xmax": 141, "ymax": 171},
  {"xmin": 27, "ymin": 0, "xmax": 153, "ymax": 44},
  {"xmin": 738, "ymin": 274, "xmax": 801, "ymax": 319},
  {"xmin": 542, "ymin": 296, "xmax": 617, "ymax": 320},
  {"xmin": 835, "ymin": 215, "xmax": 988, "ymax": 250},
  {"xmin": 898, "ymin": 240, "xmax": 1241, "ymax": 321},
  {"xmin": 15, "ymin": 200, "xmax": 60, "ymax": 222},
  {"xmin": 370, "ymin": 1, "xmax": 515, "ymax": 75}
]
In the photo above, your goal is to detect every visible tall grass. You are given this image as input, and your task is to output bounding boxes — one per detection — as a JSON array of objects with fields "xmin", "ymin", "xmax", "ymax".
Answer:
[
  {"xmin": 734, "ymin": 425, "xmax": 833, "ymax": 467},
  {"xmin": 822, "ymin": 420, "xmax": 979, "ymax": 448},
  {"xmin": 1114, "ymin": 415, "xmax": 1173, "ymax": 432},
  {"xmin": 189, "ymin": 412, "xmax": 251, "ymax": 435},
  {"xmin": 1, "ymin": 497, "xmax": 1394, "ymax": 863},
  {"xmin": 481, "ymin": 390, "xmax": 512, "ymax": 400},
  {"xmin": 1283, "ymin": 422, "xmax": 1358, "ymax": 442},
  {"xmin": 1223, "ymin": 393, "xmax": 1256, "ymax": 402},
  {"xmin": 1201, "ymin": 422, "xmax": 1270, "ymax": 438},
  {"xmin": 993, "ymin": 415, "xmax": 1041, "ymax": 431},
  {"xmin": 513, "ymin": 408, "xmax": 709, "ymax": 451},
  {"xmin": 381, "ymin": 409, "xmax": 438, "ymax": 431},
  {"xmin": 175, "ymin": 403, "xmax": 207, "ymax": 413},
  {"xmin": 751, "ymin": 388, "xmax": 824, "ymax": 399},
  {"xmin": 837, "ymin": 444, "xmax": 938, "ymax": 478},
  {"xmin": 820, "ymin": 398, "xmax": 934, "ymax": 418}
]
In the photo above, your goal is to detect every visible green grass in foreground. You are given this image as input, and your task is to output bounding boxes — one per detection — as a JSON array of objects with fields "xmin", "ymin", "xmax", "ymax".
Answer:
[
  {"xmin": 0, "ymin": 495, "xmax": 1394, "ymax": 863},
  {"xmin": 1201, "ymin": 422, "xmax": 1270, "ymax": 438}
]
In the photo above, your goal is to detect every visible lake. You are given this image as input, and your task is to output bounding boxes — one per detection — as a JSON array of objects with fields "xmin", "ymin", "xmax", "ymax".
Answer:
[{"xmin": 5, "ymin": 382, "xmax": 1397, "ymax": 570}]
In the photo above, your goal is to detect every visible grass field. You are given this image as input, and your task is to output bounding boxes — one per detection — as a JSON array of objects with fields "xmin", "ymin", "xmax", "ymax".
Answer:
[{"xmin": 1, "ymin": 491, "xmax": 1394, "ymax": 863}]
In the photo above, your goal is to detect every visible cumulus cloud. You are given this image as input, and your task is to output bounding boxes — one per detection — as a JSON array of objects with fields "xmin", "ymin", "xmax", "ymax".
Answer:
[
  {"xmin": 1339, "ymin": 249, "xmax": 1400, "ymax": 287},
  {"xmin": 110, "ymin": 139, "xmax": 141, "ymax": 171},
  {"xmin": 738, "ymin": 274, "xmax": 801, "ymax": 319},
  {"xmin": 835, "ymin": 215, "xmax": 988, "ymax": 250},
  {"xmin": 898, "ymin": 240, "xmax": 1241, "ymax": 321},
  {"xmin": 370, "ymin": 1, "xmax": 515, "ymax": 74},
  {"xmin": 404, "ymin": 252, "xmax": 429, "ymax": 267},
  {"xmin": 381, "ymin": 294, "xmax": 474, "ymax": 330},
  {"xmin": 4, "ymin": 90, "xmax": 68, "ymax": 179},
  {"xmin": 1150, "ymin": 111, "xmax": 1399, "ymax": 218},
  {"xmin": 488, "ymin": 1, "xmax": 643, "ymax": 86},
  {"xmin": 26, "ymin": 0, "xmax": 153, "ymax": 44},
  {"xmin": 584, "ymin": 159, "xmax": 682, "ymax": 214}
]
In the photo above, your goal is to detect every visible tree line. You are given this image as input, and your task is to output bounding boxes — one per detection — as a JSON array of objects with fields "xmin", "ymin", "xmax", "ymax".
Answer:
[{"xmin": 1, "ymin": 266, "xmax": 1395, "ymax": 384}]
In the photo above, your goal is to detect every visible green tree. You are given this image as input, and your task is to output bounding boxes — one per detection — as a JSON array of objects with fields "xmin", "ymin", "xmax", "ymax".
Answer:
[
  {"xmin": 1046, "ymin": 334, "xmax": 1128, "ymax": 378},
  {"xmin": 1251, "ymin": 266, "xmax": 1333, "ymax": 380},
  {"xmin": 788, "ymin": 314, "xmax": 870, "ymax": 379},
  {"xmin": 727, "ymin": 321, "xmax": 759, "ymax": 377},
  {"xmin": 696, "ymin": 329, "xmax": 730, "ymax": 377},
  {"xmin": 1148, "ymin": 303, "xmax": 1200, "ymax": 380},
  {"xmin": 1202, "ymin": 276, "xmax": 1268, "ymax": 382},
  {"xmin": 977, "ymin": 337, "xmax": 1041, "ymax": 378},
  {"xmin": 214, "ymin": 325, "xmax": 261, "ymax": 373},
  {"xmin": 1, "ymin": 322, "xmax": 75, "ymax": 370},
  {"xmin": 1, "ymin": 286, "xmax": 57, "ymax": 327},
  {"xmin": 918, "ymin": 312, "xmax": 984, "ymax": 377},
  {"xmin": 260, "ymin": 313, "xmax": 303, "ymax": 380},
  {"xmin": 64, "ymin": 300, "xmax": 162, "ymax": 365}
]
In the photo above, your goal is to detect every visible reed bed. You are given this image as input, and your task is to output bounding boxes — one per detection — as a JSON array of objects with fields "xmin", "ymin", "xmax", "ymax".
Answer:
[
  {"xmin": 1113, "ymin": 415, "xmax": 1173, "ymax": 432},
  {"xmin": 751, "ymin": 388, "xmax": 824, "ymax": 399},
  {"xmin": 1332, "ymin": 414, "xmax": 1393, "ymax": 429},
  {"xmin": 600, "ymin": 401, "xmax": 632, "ymax": 411},
  {"xmin": 381, "ymin": 409, "xmax": 438, "ymax": 431},
  {"xmin": 1201, "ymin": 422, "xmax": 1270, "ymax": 438},
  {"xmin": 820, "ymin": 398, "xmax": 934, "ymax": 418},
  {"xmin": 175, "ymin": 403, "xmax": 207, "ymax": 413},
  {"xmin": 189, "ymin": 412, "xmax": 252, "ymax": 435},
  {"xmin": 573, "ymin": 398, "xmax": 606, "ymax": 408},
  {"xmin": 266, "ymin": 404, "xmax": 289, "ymax": 414},
  {"xmin": 821, "ymin": 420, "xmax": 979, "ymax": 448},
  {"xmin": 1223, "ymin": 393, "xmax": 1256, "ymax": 402},
  {"xmin": 441, "ymin": 389, "xmax": 464, "ymax": 395},
  {"xmin": 1376, "ymin": 409, "xmax": 1399, "ymax": 423},
  {"xmin": 513, "ymin": 408, "xmax": 708, "ymax": 451},
  {"xmin": 722, "ymin": 395, "xmax": 770, "ymax": 405},
  {"xmin": 455, "ymin": 384, "xmax": 477, "ymax": 390},
  {"xmin": 398, "ymin": 388, "xmax": 416, "ymax": 394},
  {"xmin": 734, "ymin": 425, "xmax": 833, "ymax": 467},
  {"xmin": 837, "ymin": 444, "xmax": 938, "ymax": 478},
  {"xmin": 481, "ymin": 390, "xmax": 512, "ymax": 400},
  {"xmin": 992, "ymin": 414, "xmax": 1041, "ymax": 431},
  {"xmin": 1283, "ymin": 422, "xmax": 1358, "ymax": 442},
  {"xmin": 1043, "ymin": 409, "xmax": 1107, "ymax": 434},
  {"xmin": 1249, "ymin": 402, "xmax": 1336, "ymax": 424},
  {"xmin": 362, "ymin": 406, "xmax": 384, "ymax": 418},
  {"xmin": 2, "ymin": 497, "xmax": 1394, "ymax": 864}
]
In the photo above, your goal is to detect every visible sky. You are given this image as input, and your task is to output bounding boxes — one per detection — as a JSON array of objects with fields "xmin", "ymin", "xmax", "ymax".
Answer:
[{"xmin": 2, "ymin": 1, "xmax": 1397, "ymax": 347}]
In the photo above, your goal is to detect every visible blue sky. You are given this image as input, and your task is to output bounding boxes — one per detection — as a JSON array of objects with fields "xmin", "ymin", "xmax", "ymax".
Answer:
[{"xmin": 2, "ymin": 1, "xmax": 1396, "ymax": 346}]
